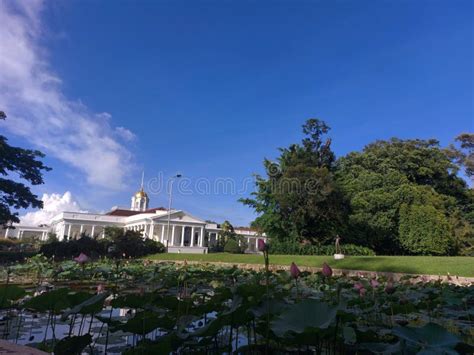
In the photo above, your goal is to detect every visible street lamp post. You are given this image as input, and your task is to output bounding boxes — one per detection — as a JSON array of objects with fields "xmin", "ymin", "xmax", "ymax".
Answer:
[{"xmin": 166, "ymin": 173, "xmax": 182, "ymax": 251}]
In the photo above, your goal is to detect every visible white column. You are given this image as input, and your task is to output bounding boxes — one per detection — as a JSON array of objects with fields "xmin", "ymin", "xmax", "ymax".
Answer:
[
  {"xmin": 171, "ymin": 225, "xmax": 176, "ymax": 246},
  {"xmin": 80, "ymin": 225, "xmax": 84, "ymax": 235},
  {"xmin": 67, "ymin": 224, "xmax": 72, "ymax": 239},
  {"xmin": 149, "ymin": 222, "xmax": 154, "ymax": 240},
  {"xmin": 161, "ymin": 224, "xmax": 165, "ymax": 243},
  {"xmin": 256, "ymin": 238, "xmax": 259, "ymax": 249},
  {"xmin": 91, "ymin": 225, "xmax": 96, "ymax": 238},
  {"xmin": 190, "ymin": 226, "xmax": 195, "ymax": 247},
  {"xmin": 4, "ymin": 228, "xmax": 8, "ymax": 238},
  {"xmin": 200, "ymin": 227, "xmax": 204, "ymax": 247},
  {"xmin": 180, "ymin": 226, "xmax": 185, "ymax": 247},
  {"xmin": 102, "ymin": 229, "xmax": 106, "ymax": 238}
]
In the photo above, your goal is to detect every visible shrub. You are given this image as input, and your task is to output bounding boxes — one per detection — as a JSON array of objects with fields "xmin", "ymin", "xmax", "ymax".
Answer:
[
  {"xmin": 268, "ymin": 239, "xmax": 375, "ymax": 256},
  {"xmin": 224, "ymin": 239, "xmax": 243, "ymax": 254},
  {"xmin": 40, "ymin": 236, "xmax": 106, "ymax": 259},
  {"xmin": 0, "ymin": 238, "xmax": 18, "ymax": 250},
  {"xmin": 107, "ymin": 230, "xmax": 165, "ymax": 258},
  {"xmin": 398, "ymin": 203, "xmax": 452, "ymax": 255},
  {"xmin": 40, "ymin": 233, "xmax": 165, "ymax": 259},
  {"xmin": 0, "ymin": 251, "xmax": 37, "ymax": 264}
]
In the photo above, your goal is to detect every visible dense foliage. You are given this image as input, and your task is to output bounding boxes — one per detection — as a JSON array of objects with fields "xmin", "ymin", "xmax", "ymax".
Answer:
[
  {"xmin": 241, "ymin": 119, "xmax": 346, "ymax": 245},
  {"xmin": 40, "ymin": 229, "xmax": 165, "ymax": 259},
  {"xmin": 0, "ymin": 111, "xmax": 51, "ymax": 227},
  {"xmin": 268, "ymin": 240, "xmax": 375, "ymax": 256},
  {"xmin": 336, "ymin": 138, "xmax": 473, "ymax": 255},
  {"xmin": 223, "ymin": 238, "xmax": 242, "ymax": 253},
  {"xmin": 242, "ymin": 119, "xmax": 473, "ymax": 256},
  {"xmin": 0, "ymin": 256, "xmax": 472, "ymax": 354},
  {"xmin": 398, "ymin": 204, "xmax": 452, "ymax": 255}
]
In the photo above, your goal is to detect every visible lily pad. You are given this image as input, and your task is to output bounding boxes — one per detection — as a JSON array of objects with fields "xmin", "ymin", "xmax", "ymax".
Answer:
[
  {"xmin": 393, "ymin": 323, "xmax": 459, "ymax": 349},
  {"xmin": 54, "ymin": 334, "xmax": 92, "ymax": 355},
  {"xmin": 271, "ymin": 299, "xmax": 338, "ymax": 336}
]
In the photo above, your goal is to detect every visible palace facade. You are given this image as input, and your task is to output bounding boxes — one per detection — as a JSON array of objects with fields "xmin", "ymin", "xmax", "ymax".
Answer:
[{"xmin": 3, "ymin": 185, "xmax": 266, "ymax": 254}]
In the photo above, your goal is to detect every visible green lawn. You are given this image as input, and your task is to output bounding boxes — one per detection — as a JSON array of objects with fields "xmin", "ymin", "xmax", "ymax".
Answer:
[{"xmin": 147, "ymin": 253, "xmax": 474, "ymax": 277}]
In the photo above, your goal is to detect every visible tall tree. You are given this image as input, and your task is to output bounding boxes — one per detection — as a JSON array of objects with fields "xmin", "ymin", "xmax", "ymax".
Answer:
[
  {"xmin": 0, "ymin": 111, "xmax": 51, "ymax": 227},
  {"xmin": 241, "ymin": 119, "xmax": 345, "ymax": 244},
  {"xmin": 335, "ymin": 138, "xmax": 473, "ymax": 255},
  {"xmin": 447, "ymin": 133, "xmax": 474, "ymax": 179}
]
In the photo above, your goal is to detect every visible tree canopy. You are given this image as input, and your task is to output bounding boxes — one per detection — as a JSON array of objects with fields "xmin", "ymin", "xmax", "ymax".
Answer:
[
  {"xmin": 240, "ymin": 119, "xmax": 346, "ymax": 245},
  {"xmin": 242, "ymin": 119, "xmax": 473, "ymax": 256},
  {"xmin": 0, "ymin": 111, "xmax": 51, "ymax": 227}
]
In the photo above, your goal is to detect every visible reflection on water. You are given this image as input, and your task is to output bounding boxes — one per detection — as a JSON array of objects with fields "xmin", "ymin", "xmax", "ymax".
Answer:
[
  {"xmin": 0, "ymin": 306, "xmax": 232, "ymax": 354},
  {"xmin": 1, "ymin": 308, "xmax": 136, "ymax": 354}
]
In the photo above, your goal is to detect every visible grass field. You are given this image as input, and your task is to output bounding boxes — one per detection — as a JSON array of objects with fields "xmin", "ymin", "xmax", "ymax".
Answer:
[{"xmin": 147, "ymin": 253, "xmax": 474, "ymax": 277}]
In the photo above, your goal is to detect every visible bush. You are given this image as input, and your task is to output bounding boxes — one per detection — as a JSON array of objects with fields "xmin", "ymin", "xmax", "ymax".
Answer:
[
  {"xmin": 224, "ymin": 239, "xmax": 243, "ymax": 254},
  {"xmin": 108, "ymin": 231, "xmax": 165, "ymax": 258},
  {"xmin": 40, "ymin": 236, "xmax": 106, "ymax": 259},
  {"xmin": 268, "ymin": 240, "xmax": 375, "ymax": 256},
  {"xmin": 398, "ymin": 204, "xmax": 452, "ymax": 255},
  {"xmin": 0, "ymin": 238, "xmax": 40, "ymax": 252},
  {"xmin": 40, "ymin": 232, "xmax": 165, "ymax": 260},
  {"xmin": 0, "ymin": 251, "xmax": 37, "ymax": 264},
  {"xmin": 0, "ymin": 238, "xmax": 18, "ymax": 250}
]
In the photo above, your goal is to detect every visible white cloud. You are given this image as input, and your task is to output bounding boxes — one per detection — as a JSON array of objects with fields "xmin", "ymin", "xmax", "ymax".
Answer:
[
  {"xmin": 20, "ymin": 191, "xmax": 86, "ymax": 226},
  {"xmin": 115, "ymin": 126, "xmax": 137, "ymax": 141},
  {"xmin": 0, "ymin": 1, "xmax": 135, "ymax": 189}
]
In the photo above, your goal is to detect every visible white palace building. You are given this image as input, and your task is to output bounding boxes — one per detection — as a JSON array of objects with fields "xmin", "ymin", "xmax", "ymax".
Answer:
[{"xmin": 3, "ymin": 185, "xmax": 266, "ymax": 254}]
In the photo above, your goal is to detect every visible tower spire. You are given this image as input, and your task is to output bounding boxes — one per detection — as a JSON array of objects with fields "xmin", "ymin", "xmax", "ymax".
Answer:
[{"xmin": 131, "ymin": 170, "xmax": 149, "ymax": 211}]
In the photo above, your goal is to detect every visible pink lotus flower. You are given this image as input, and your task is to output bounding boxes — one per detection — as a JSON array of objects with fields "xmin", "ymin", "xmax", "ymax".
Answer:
[
  {"xmin": 370, "ymin": 279, "xmax": 379, "ymax": 288},
  {"xmin": 290, "ymin": 262, "xmax": 301, "ymax": 279},
  {"xmin": 384, "ymin": 280, "xmax": 396, "ymax": 294},
  {"xmin": 74, "ymin": 253, "xmax": 89, "ymax": 265},
  {"xmin": 359, "ymin": 287, "xmax": 367, "ymax": 297},
  {"xmin": 354, "ymin": 282, "xmax": 364, "ymax": 291},
  {"xmin": 322, "ymin": 263, "xmax": 333, "ymax": 277},
  {"xmin": 257, "ymin": 239, "xmax": 267, "ymax": 252},
  {"xmin": 97, "ymin": 284, "xmax": 105, "ymax": 293}
]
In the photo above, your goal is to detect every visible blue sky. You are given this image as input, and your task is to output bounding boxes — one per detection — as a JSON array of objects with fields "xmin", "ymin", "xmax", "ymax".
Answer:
[{"xmin": 1, "ymin": 0, "xmax": 472, "ymax": 226}]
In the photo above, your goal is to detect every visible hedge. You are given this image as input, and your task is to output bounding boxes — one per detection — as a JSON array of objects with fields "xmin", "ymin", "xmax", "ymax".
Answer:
[
  {"xmin": 223, "ymin": 239, "xmax": 243, "ymax": 254},
  {"xmin": 0, "ymin": 251, "xmax": 38, "ymax": 264},
  {"xmin": 40, "ymin": 233, "xmax": 165, "ymax": 260},
  {"xmin": 268, "ymin": 240, "xmax": 375, "ymax": 256}
]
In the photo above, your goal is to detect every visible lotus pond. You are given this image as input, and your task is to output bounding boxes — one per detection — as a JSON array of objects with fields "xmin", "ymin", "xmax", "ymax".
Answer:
[{"xmin": 0, "ymin": 255, "xmax": 473, "ymax": 354}]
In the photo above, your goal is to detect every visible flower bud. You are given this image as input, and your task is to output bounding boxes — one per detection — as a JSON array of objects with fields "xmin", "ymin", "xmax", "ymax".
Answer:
[
  {"xmin": 290, "ymin": 262, "xmax": 301, "ymax": 279},
  {"xmin": 322, "ymin": 262, "xmax": 333, "ymax": 277}
]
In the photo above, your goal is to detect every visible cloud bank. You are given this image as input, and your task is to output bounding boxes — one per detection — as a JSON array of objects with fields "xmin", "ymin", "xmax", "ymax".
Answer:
[
  {"xmin": 20, "ymin": 191, "xmax": 85, "ymax": 226},
  {"xmin": 0, "ymin": 1, "xmax": 135, "ymax": 189}
]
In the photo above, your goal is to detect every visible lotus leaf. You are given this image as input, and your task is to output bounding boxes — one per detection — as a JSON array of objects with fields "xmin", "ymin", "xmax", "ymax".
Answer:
[{"xmin": 271, "ymin": 299, "xmax": 338, "ymax": 336}]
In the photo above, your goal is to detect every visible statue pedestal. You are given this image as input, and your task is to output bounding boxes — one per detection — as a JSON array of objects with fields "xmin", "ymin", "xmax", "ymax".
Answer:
[{"xmin": 334, "ymin": 253, "xmax": 345, "ymax": 260}]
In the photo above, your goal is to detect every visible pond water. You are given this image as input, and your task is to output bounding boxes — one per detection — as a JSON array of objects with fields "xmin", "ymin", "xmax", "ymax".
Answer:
[
  {"xmin": 0, "ymin": 304, "xmax": 243, "ymax": 354},
  {"xmin": 1, "ymin": 308, "xmax": 141, "ymax": 354},
  {"xmin": 1, "ymin": 260, "xmax": 472, "ymax": 354}
]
